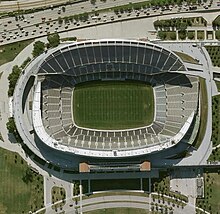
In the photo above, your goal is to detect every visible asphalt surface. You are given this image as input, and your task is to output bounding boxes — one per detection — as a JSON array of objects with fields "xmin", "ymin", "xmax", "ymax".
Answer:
[{"xmin": 0, "ymin": 0, "xmax": 218, "ymax": 45}]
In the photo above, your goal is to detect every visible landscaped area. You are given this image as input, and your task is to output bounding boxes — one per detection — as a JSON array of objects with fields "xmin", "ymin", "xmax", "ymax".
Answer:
[
  {"xmin": 205, "ymin": 46, "xmax": 220, "ymax": 67},
  {"xmin": 196, "ymin": 172, "xmax": 220, "ymax": 213},
  {"xmin": 0, "ymin": 40, "xmax": 33, "ymax": 66},
  {"xmin": 192, "ymin": 78, "xmax": 208, "ymax": 149},
  {"xmin": 211, "ymin": 95, "xmax": 220, "ymax": 148},
  {"xmin": 152, "ymin": 171, "xmax": 188, "ymax": 203},
  {"xmin": 0, "ymin": 147, "xmax": 44, "ymax": 213},
  {"xmin": 51, "ymin": 186, "xmax": 66, "ymax": 210},
  {"xmin": 73, "ymin": 81, "xmax": 154, "ymax": 130},
  {"xmin": 154, "ymin": 16, "xmax": 207, "ymax": 41},
  {"xmin": 215, "ymin": 81, "xmax": 220, "ymax": 92},
  {"xmin": 174, "ymin": 51, "xmax": 198, "ymax": 64},
  {"xmin": 208, "ymin": 95, "xmax": 220, "ymax": 161},
  {"xmin": 197, "ymin": 30, "xmax": 205, "ymax": 40}
]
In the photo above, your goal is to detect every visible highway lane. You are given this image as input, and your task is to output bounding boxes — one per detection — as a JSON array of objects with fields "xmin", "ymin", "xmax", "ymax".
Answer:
[
  {"xmin": 0, "ymin": 0, "xmax": 156, "ymax": 35},
  {"xmin": 0, "ymin": 0, "xmax": 148, "ymax": 12},
  {"xmin": 0, "ymin": 0, "xmax": 215, "ymax": 34},
  {"xmin": 0, "ymin": 3, "xmax": 218, "ymax": 45}
]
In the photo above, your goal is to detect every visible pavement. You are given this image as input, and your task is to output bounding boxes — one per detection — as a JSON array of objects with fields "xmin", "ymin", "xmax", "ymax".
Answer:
[{"xmin": 169, "ymin": 167, "xmax": 201, "ymax": 209}]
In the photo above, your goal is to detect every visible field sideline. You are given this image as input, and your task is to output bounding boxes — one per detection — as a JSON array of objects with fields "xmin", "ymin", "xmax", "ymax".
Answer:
[{"xmin": 73, "ymin": 81, "xmax": 154, "ymax": 130}]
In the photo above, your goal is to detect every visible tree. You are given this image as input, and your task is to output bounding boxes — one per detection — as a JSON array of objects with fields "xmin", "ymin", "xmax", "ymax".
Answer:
[
  {"xmin": 32, "ymin": 41, "xmax": 45, "ymax": 57},
  {"xmin": 64, "ymin": 17, "xmax": 69, "ymax": 24},
  {"xmin": 187, "ymin": 31, "xmax": 195, "ymax": 40},
  {"xmin": 154, "ymin": 20, "xmax": 161, "ymax": 30},
  {"xmin": 178, "ymin": 31, "xmax": 186, "ymax": 40},
  {"xmin": 158, "ymin": 31, "xmax": 167, "ymax": 40},
  {"xmin": 74, "ymin": 15, "xmax": 79, "ymax": 22},
  {"xmin": 8, "ymin": 65, "xmax": 21, "ymax": 96},
  {"xmin": 178, "ymin": 22, "xmax": 187, "ymax": 31},
  {"xmin": 73, "ymin": 181, "xmax": 80, "ymax": 195},
  {"xmin": 47, "ymin": 33, "xmax": 60, "ymax": 48},
  {"xmin": 6, "ymin": 117, "xmax": 17, "ymax": 134},
  {"xmin": 21, "ymin": 57, "xmax": 31, "ymax": 69},
  {"xmin": 79, "ymin": 12, "xmax": 89, "ymax": 22},
  {"xmin": 6, "ymin": 117, "xmax": 22, "ymax": 142},
  {"xmin": 170, "ymin": 32, "xmax": 176, "ymax": 40},
  {"xmin": 22, "ymin": 167, "xmax": 34, "ymax": 184},
  {"xmin": 90, "ymin": 0, "xmax": 96, "ymax": 4},
  {"xmin": 216, "ymin": 30, "xmax": 220, "ymax": 40},
  {"xmin": 61, "ymin": 6, "xmax": 65, "ymax": 12},
  {"xmin": 197, "ymin": 31, "xmax": 204, "ymax": 40},
  {"xmin": 58, "ymin": 17, "xmax": 63, "ymax": 25}
]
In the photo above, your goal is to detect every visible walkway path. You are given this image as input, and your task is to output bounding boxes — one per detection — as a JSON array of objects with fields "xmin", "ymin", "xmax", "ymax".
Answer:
[{"xmin": 156, "ymin": 42, "xmax": 213, "ymax": 166}]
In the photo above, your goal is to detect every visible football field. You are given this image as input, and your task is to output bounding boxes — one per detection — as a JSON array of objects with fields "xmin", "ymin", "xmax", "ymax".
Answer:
[{"xmin": 73, "ymin": 81, "xmax": 154, "ymax": 130}]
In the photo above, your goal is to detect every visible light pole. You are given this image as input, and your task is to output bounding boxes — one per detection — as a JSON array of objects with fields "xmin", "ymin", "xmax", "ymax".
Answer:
[
  {"xmin": 79, "ymin": 181, "xmax": 83, "ymax": 214},
  {"xmin": 17, "ymin": 0, "xmax": 20, "ymax": 11}
]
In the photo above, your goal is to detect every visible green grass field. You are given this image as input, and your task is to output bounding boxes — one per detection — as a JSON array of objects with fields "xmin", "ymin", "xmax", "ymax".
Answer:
[
  {"xmin": 215, "ymin": 81, "xmax": 220, "ymax": 92},
  {"xmin": 84, "ymin": 208, "xmax": 152, "ymax": 214},
  {"xmin": 197, "ymin": 173, "xmax": 220, "ymax": 213},
  {"xmin": 193, "ymin": 78, "xmax": 208, "ymax": 149},
  {"xmin": 205, "ymin": 46, "xmax": 220, "ymax": 67},
  {"xmin": 73, "ymin": 81, "xmax": 154, "ymax": 130},
  {"xmin": 0, "ymin": 40, "xmax": 33, "ymax": 66},
  {"xmin": 0, "ymin": 147, "xmax": 44, "ymax": 213},
  {"xmin": 174, "ymin": 51, "xmax": 198, "ymax": 64}
]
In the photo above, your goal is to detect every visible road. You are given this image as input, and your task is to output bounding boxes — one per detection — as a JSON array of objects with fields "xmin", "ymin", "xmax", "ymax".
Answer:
[
  {"xmin": 44, "ymin": 194, "xmax": 150, "ymax": 214},
  {"xmin": 0, "ymin": 0, "xmax": 218, "ymax": 45}
]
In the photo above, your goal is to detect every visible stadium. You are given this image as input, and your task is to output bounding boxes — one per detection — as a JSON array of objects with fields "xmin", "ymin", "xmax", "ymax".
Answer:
[{"xmin": 13, "ymin": 39, "xmax": 200, "ymax": 168}]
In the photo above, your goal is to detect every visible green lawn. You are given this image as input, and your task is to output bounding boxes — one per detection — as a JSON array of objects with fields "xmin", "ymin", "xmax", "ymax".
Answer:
[
  {"xmin": 196, "ymin": 173, "xmax": 220, "ymax": 213},
  {"xmin": 73, "ymin": 81, "xmax": 154, "ymax": 130},
  {"xmin": 197, "ymin": 30, "xmax": 205, "ymax": 40},
  {"xmin": 208, "ymin": 94, "xmax": 220, "ymax": 161},
  {"xmin": 205, "ymin": 46, "xmax": 220, "ymax": 67},
  {"xmin": 192, "ymin": 78, "xmax": 208, "ymax": 149},
  {"xmin": 211, "ymin": 95, "xmax": 220, "ymax": 148},
  {"xmin": 174, "ymin": 51, "xmax": 198, "ymax": 64},
  {"xmin": 51, "ymin": 186, "xmax": 66, "ymax": 210},
  {"xmin": 0, "ymin": 147, "xmax": 44, "ymax": 213},
  {"xmin": 215, "ymin": 81, "xmax": 220, "ymax": 92},
  {"xmin": 0, "ymin": 40, "xmax": 33, "ymax": 66},
  {"xmin": 84, "ymin": 208, "xmax": 152, "ymax": 214}
]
